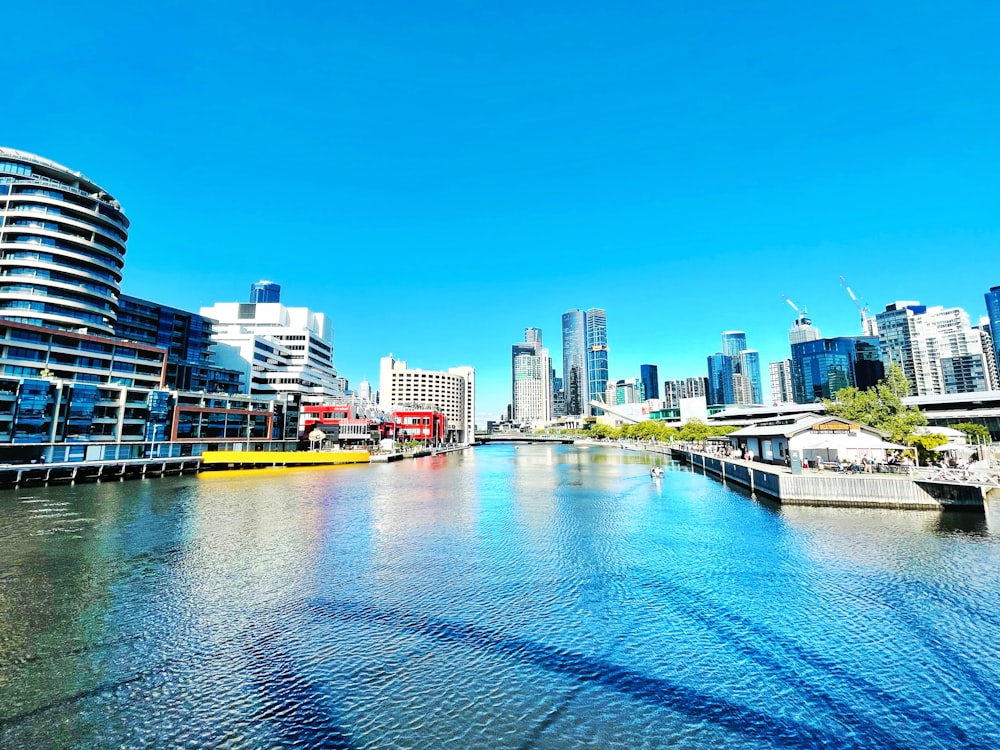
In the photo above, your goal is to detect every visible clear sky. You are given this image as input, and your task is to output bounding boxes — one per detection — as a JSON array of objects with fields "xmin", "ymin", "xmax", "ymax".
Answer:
[{"xmin": 6, "ymin": 1, "xmax": 999, "ymax": 423}]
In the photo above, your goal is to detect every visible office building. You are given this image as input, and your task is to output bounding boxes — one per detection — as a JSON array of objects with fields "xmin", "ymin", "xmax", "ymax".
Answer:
[
  {"xmin": 511, "ymin": 327, "xmax": 552, "ymax": 426},
  {"xmin": 586, "ymin": 308, "xmax": 609, "ymax": 414},
  {"xmin": 788, "ymin": 312, "xmax": 821, "ymax": 345},
  {"xmin": 561, "ymin": 309, "xmax": 587, "ymax": 416},
  {"xmin": 0, "ymin": 148, "xmax": 128, "ymax": 335},
  {"xmin": 791, "ymin": 336, "xmax": 884, "ymax": 403},
  {"xmin": 250, "ymin": 280, "xmax": 281, "ymax": 303},
  {"xmin": 117, "ymin": 295, "xmax": 243, "ymax": 394},
  {"xmin": 640, "ymin": 364, "xmax": 659, "ymax": 401},
  {"xmin": 378, "ymin": 354, "xmax": 475, "ymax": 444},
  {"xmin": 707, "ymin": 331, "xmax": 762, "ymax": 406},
  {"xmin": 876, "ymin": 301, "xmax": 991, "ymax": 395},
  {"xmin": 201, "ymin": 300, "xmax": 343, "ymax": 400},
  {"xmin": 985, "ymin": 286, "xmax": 1000, "ymax": 381}
]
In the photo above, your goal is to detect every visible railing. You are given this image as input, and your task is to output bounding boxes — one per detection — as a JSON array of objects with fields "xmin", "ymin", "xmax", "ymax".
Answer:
[{"xmin": 910, "ymin": 465, "xmax": 1000, "ymax": 487}]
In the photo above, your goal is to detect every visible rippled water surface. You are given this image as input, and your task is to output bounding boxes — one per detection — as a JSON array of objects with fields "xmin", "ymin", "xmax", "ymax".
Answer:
[{"xmin": 1, "ymin": 445, "xmax": 999, "ymax": 748}]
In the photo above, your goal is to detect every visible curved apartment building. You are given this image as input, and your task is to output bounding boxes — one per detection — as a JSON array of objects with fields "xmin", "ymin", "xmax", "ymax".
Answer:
[{"xmin": 0, "ymin": 147, "xmax": 128, "ymax": 335}]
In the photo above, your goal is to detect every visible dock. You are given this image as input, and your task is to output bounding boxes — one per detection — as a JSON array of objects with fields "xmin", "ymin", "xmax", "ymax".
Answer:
[
  {"xmin": 0, "ymin": 457, "xmax": 201, "ymax": 489},
  {"xmin": 199, "ymin": 450, "xmax": 371, "ymax": 470}
]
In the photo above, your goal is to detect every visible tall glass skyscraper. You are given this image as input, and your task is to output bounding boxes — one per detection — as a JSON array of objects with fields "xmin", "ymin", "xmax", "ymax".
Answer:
[
  {"xmin": 586, "ymin": 308, "xmax": 608, "ymax": 415},
  {"xmin": 250, "ymin": 280, "xmax": 281, "ymax": 303},
  {"xmin": 986, "ymin": 286, "xmax": 1000, "ymax": 379},
  {"xmin": 0, "ymin": 147, "xmax": 128, "ymax": 335},
  {"xmin": 640, "ymin": 363, "xmax": 659, "ymax": 401},
  {"xmin": 707, "ymin": 331, "xmax": 761, "ymax": 406},
  {"xmin": 561, "ymin": 309, "xmax": 587, "ymax": 416}
]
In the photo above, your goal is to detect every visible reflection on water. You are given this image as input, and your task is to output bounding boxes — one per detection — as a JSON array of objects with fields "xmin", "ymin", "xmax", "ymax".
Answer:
[{"xmin": 1, "ymin": 444, "xmax": 998, "ymax": 749}]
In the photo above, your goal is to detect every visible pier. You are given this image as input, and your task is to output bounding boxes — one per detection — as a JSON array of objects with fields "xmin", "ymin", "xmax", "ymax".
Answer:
[
  {"xmin": 617, "ymin": 441, "xmax": 997, "ymax": 510},
  {"xmin": 0, "ymin": 456, "xmax": 201, "ymax": 489}
]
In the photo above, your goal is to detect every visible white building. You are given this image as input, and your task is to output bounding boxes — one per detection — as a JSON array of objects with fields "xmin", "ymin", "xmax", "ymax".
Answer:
[
  {"xmin": 511, "ymin": 328, "xmax": 552, "ymax": 426},
  {"xmin": 201, "ymin": 301, "xmax": 344, "ymax": 400},
  {"xmin": 769, "ymin": 359, "xmax": 795, "ymax": 405},
  {"xmin": 876, "ymin": 301, "xmax": 991, "ymax": 396},
  {"xmin": 379, "ymin": 354, "xmax": 476, "ymax": 444}
]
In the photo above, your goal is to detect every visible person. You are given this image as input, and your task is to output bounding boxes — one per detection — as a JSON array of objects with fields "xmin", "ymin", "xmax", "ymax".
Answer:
[{"xmin": 815, "ymin": 455, "xmax": 824, "ymax": 471}]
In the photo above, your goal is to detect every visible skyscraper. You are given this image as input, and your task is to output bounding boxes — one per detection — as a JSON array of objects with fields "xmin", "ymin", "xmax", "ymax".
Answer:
[
  {"xmin": 769, "ymin": 360, "xmax": 794, "ymax": 404},
  {"xmin": 586, "ymin": 308, "xmax": 609, "ymax": 414},
  {"xmin": 876, "ymin": 301, "xmax": 991, "ymax": 395},
  {"xmin": 986, "ymin": 286, "xmax": 1000, "ymax": 381},
  {"xmin": 707, "ymin": 331, "xmax": 762, "ymax": 406},
  {"xmin": 0, "ymin": 147, "xmax": 128, "ymax": 335},
  {"xmin": 640, "ymin": 364, "xmax": 659, "ymax": 401},
  {"xmin": 250, "ymin": 280, "xmax": 281, "ymax": 303},
  {"xmin": 511, "ymin": 327, "xmax": 552, "ymax": 425},
  {"xmin": 561, "ymin": 309, "xmax": 587, "ymax": 416},
  {"xmin": 791, "ymin": 336, "xmax": 884, "ymax": 403}
]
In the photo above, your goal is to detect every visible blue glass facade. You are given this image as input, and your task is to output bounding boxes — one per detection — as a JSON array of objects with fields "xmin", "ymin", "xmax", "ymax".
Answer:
[
  {"xmin": 586, "ymin": 308, "xmax": 608, "ymax": 414},
  {"xmin": 640, "ymin": 364, "xmax": 659, "ymax": 401},
  {"xmin": 791, "ymin": 336, "xmax": 884, "ymax": 403},
  {"xmin": 707, "ymin": 353, "xmax": 732, "ymax": 406},
  {"xmin": 561, "ymin": 310, "xmax": 587, "ymax": 416},
  {"xmin": 250, "ymin": 281, "xmax": 281, "ymax": 303},
  {"xmin": 986, "ymin": 285, "xmax": 1000, "ymax": 375}
]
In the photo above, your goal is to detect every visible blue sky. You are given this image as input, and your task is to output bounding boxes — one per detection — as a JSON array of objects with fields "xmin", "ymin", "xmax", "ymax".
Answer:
[{"xmin": 6, "ymin": 1, "xmax": 999, "ymax": 422}]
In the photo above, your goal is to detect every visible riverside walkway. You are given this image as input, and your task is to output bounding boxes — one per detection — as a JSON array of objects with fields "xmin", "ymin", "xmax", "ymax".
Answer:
[{"xmin": 614, "ymin": 440, "xmax": 998, "ymax": 510}]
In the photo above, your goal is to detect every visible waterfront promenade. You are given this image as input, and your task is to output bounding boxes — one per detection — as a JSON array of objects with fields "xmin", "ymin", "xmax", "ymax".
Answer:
[{"xmin": 611, "ymin": 440, "xmax": 999, "ymax": 510}]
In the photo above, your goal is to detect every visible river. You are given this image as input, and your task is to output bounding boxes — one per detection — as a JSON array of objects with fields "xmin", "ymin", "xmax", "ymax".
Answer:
[{"xmin": 1, "ymin": 444, "xmax": 999, "ymax": 748}]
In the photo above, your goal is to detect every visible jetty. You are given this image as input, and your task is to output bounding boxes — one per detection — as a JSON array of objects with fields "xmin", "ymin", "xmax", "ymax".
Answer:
[{"xmin": 622, "ymin": 441, "xmax": 999, "ymax": 510}]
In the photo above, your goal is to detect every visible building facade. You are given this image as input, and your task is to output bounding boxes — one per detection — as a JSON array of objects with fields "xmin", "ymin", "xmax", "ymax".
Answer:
[
  {"xmin": 876, "ymin": 301, "xmax": 991, "ymax": 395},
  {"xmin": 117, "ymin": 294, "xmax": 243, "ymax": 394},
  {"xmin": 201, "ymin": 301, "xmax": 343, "ymax": 400},
  {"xmin": 511, "ymin": 327, "xmax": 552, "ymax": 427},
  {"xmin": 769, "ymin": 359, "xmax": 795, "ymax": 405},
  {"xmin": 378, "ymin": 354, "xmax": 475, "ymax": 444},
  {"xmin": 561, "ymin": 309, "xmax": 587, "ymax": 416},
  {"xmin": 0, "ymin": 148, "xmax": 129, "ymax": 336},
  {"xmin": 640, "ymin": 364, "xmax": 659, "ymax": 401},
  {"xmin": 986, "ymin": 286, "xmax": 1000, "ymax": 378},
  {"xmin": 586, "ymin": 308, "xmax": 609, "ymax": 414},
  {"xmin": 791, "ymin": 336, "xmax": 884, "ymax": 403},
  {"xmin": 249, "ymin": 280, "xmax": 281, "ymax": 303},
  {"xmin": 707, "ymin": 332, "xmax": 762, "ymax": 406}
]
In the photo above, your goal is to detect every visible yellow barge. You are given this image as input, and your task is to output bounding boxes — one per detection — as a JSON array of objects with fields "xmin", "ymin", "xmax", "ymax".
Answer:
[{"xmin": 200, "ymin": 450, "xmax": 370, "ymax": 470}]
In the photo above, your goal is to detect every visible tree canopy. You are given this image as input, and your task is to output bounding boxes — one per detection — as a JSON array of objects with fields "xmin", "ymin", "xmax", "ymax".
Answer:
[
  {"xmin": 952, "ymin": 422, "xmax": 990, "ymax": 442},
  {"xmin": 824, "ymin": 363, "xmax": 927, "ymax": 443}
]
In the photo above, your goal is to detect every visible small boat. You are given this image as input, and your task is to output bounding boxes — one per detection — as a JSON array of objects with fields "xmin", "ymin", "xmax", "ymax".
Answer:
[{"xmin": 650, "ymin": 466, "xmax": 664, "ymax": 478}]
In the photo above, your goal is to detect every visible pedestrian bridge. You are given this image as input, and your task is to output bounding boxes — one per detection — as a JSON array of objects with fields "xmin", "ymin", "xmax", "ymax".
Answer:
[{"xmin": 475, "ymin": 434, "xmax": 576, "ymax": 445}]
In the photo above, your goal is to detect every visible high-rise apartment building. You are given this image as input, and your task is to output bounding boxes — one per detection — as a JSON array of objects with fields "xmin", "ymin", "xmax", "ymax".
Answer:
[
  {"xmin": 511, "ymin": 327, "xmax": 552, "ymax": 426},
  {"xmin": 561, "ymin": 309, "xmax": 587, "ymax": 416},
  {"xmin": 249, "ymin": 280, "xmax": 281, "ymax": 303},
  {"xmin": 0, "ymin": 148, "xmax": 129, "ymax": 335},
  {"xmin": 640, "ymin": 364, "xmax": 659, "ymax": 401},
  {"xmin": 876, "ymin": 301, "xmax": 991, "ymax": 395},
  {"xmin": 379, "ymin": 354, "xmax": 475, "ymax": 444},
  {"xmin": 769, "ymin": 360, "xmax": 795, "ymax": 405},
  {"xmin": 586, "ymin": 308, "xmax": 609, "ymax": 414},
  {"xmin": 973, "ymin": 316, "xmax": 998, "ymax": 390},
  {"xmin": 791, "ymin": 336, "xmax": 884, "ymax": 403},
  {"xmin": 117, "ymin": 295, "xmax": 243, "ymax": 394}
]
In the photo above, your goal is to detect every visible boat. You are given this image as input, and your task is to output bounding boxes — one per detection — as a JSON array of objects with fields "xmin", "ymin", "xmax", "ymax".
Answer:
[{"xmin": 650, "ymin": 466, "xmax": 664, "ymax": 478}]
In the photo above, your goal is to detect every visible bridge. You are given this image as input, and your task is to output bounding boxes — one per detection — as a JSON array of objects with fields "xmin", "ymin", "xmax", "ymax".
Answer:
[{"xmin": 475, "ymin": 434, "xmax": 577, "ymax": 445}]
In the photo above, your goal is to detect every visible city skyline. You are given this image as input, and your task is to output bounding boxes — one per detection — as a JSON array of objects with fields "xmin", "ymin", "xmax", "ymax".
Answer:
[{"xmin": 6, "ymin": 2, "xmax": 1000, "ymax": 422}]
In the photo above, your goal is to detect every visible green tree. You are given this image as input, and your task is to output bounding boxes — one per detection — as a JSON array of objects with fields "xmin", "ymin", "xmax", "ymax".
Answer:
[
  {"xmin": 906, "ymin": 433, "xmax": 948, "ymax": 465},
  {"xmin": 824, "ymin": 363, "xmax": 927, "ymax": 443},
  {"xmin": 952, "ymin": 422, "xmax": 990, "ymax": 442},
  {"xmin": 678, "ymin": 419, "xmax": 712, "ymax": 442}
]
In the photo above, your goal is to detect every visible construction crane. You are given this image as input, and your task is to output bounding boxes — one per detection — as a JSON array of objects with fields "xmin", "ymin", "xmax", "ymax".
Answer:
[
  {"xmin": 839, "ymin": 276, "xmax": 875, "ymax": 335},
  {"xmin": 781, "ymin": 294, "xmax": 810, "ymax": 325}
]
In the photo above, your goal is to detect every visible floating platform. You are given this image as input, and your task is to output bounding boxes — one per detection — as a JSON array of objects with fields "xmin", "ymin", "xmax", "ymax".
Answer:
[{"xmin": 199, "ymin": 450, "xmax": 370, "ymax": 470}]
